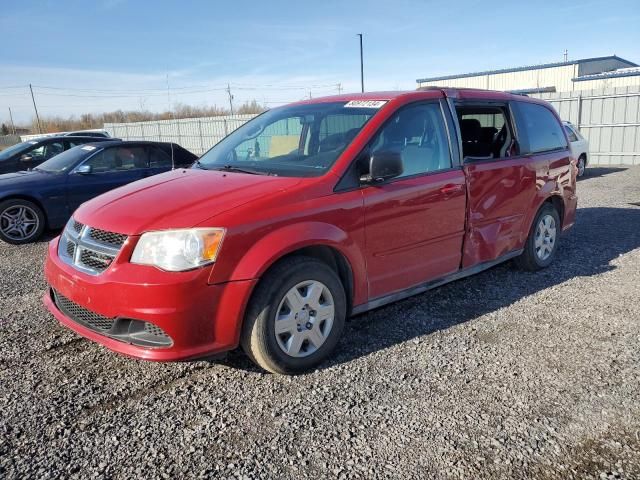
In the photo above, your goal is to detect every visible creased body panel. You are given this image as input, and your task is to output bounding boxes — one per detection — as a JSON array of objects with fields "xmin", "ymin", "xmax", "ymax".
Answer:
[{"xmin": 462, "ymin": 157, "xmax": 539, "ymax": 267}]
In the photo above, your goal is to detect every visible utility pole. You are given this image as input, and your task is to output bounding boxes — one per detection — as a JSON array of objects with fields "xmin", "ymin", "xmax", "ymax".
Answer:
[
  {"xmin": 337, "ymin": 83, "xmax": 343, "ymax": 94},
  {"xmin": 166, "ymin": 73, "xmax": 171, "ymax": 112},
  {"xmin": 357, "ymin": 33, "xmax": 364, "ymax": 93},
  {"xmin": 226, "ymin": 83, "xmax": 234, "ymax": 115},
  {"xmin": 8, "ymin": 107, "xmax": 16, "ymax": 135},
  {"xmin": 29, "ymin": 84, "xmax": 42, "ymax": 134},
  {"xmin": 563, "ymin": 49, "xmax": 568, "ymax": 62}
]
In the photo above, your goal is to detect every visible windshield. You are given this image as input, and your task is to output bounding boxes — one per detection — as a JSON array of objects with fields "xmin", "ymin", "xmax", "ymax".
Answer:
[
  {"xmin": 196, "ymin": 101, "xmax": 382, "ymax": 177},
  {"xmin": 36, "ymin": 145, "xmax": 98, "ymax": 173},
  {"xmin": 0, "ymin": 141, "xmax": 39, "ymax": 161}
]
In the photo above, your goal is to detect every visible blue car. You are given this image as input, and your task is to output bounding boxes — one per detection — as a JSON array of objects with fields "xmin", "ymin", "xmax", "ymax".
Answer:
[
  {"xmin": 0, "ymin": 140, "xmax": 196, "ymax": 244},
  {"xmin": 0, "ymin": 136, "xmax": 113, "ymax": 175}
]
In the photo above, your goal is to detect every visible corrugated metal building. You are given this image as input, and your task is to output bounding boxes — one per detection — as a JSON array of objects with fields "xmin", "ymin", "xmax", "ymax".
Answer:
[{"xmin": 416, "ymin": 55, "xmax": 640, "ymax": 93}]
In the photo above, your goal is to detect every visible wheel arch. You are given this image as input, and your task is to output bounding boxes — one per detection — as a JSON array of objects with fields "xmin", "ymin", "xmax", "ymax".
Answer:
[
  {"xmin": 520, "ymin": 192, "xmax": 566, "ymax": 248},
  {"xmin": 264, "ymin": 244, "xmax": 355, "ymax": 316},
  {"xmin": 216, "ymin": 222, "xmax": 367, "ymax": 328},
  {"xmin": 545, "ymin": 194, "xmax": 565, "ymax": 226},
  {"xmin": 0, "ymin": 194, "xmax": 50, "ymax": 227}
]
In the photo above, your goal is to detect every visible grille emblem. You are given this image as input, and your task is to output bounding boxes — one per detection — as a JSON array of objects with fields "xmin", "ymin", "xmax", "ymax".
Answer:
[{"xmin": 58, "ymin": 220, "xmax": 127, "ymax": 276}]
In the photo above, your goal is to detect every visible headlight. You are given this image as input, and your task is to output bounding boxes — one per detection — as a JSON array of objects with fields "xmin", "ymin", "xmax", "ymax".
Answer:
[{"xmin": 131, "ymin": 228, "xmax": 225, "ymax": 272}]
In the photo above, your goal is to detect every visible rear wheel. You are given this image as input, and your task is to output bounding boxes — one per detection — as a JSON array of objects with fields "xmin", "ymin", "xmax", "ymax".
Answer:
[
  {"xmin": 515, "ymin": 203, "xmax": 560, "ymax": 271},
  {"xmin": 577, "ymin": 155, "xmax": 586, "ymax": 177},
  {"xmin": 0, "ymin": 199, "xmax": 46, "ymax": 244},
  {"xmin": 241, "ymin": 256, "xmax": 346, "ymax": 374}
]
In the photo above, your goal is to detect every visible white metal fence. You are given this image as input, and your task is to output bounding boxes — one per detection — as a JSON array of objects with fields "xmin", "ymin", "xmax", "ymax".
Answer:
[
  {"xmin": 532, "ymin": 86, "xmax": 640, "ymax": 166},
  {"xmin": 104, "ymin": 114, "xmax": 257, "ymax": 156},
  {"xmin": 0, "ymin": 135, "xmax": 21, "ymax": 147}
]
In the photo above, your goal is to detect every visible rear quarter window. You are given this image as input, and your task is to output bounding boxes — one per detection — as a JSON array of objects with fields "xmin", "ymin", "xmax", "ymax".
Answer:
[{"xmin": 513, "ymin": 102, "xmax": 568, "ymax": 154}]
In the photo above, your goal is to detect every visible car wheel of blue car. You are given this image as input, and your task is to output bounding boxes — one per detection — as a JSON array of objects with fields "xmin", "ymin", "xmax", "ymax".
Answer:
[{"xmin": 0, "ymin": 199, "xmax": 46, "ymax": 245}]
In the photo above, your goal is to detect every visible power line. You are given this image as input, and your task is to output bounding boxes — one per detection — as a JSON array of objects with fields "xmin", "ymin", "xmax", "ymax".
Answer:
[
  {"xmin": 31, "ymin": 88, "xmax": 228, "ymax": 98},
  {"xmin": 32, "ymin": 84, "xmax": 224, "ymax": 92}
]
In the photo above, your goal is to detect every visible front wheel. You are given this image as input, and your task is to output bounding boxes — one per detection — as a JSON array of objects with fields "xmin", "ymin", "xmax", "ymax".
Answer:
[
  {"xmin": 241, "ymin": 256, "xmax": 346, "ymax": 374},
  {"xmin": 0, "ymin": 199, "xmax": 46, "ymax": 244},
  {"xmin": 515, "ymin": 204, "xmax": 560, "ymax": 271}
]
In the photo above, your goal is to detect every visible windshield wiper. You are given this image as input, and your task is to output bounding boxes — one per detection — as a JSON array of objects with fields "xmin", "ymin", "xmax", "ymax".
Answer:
[{"xmin": 216, "ymin": 164, "xmax": 270, "ymax": 175}]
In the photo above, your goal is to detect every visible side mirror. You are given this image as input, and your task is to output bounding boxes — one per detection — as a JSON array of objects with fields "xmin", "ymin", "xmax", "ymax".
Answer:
[
  {"xmin": 76, "ymin": 165, "xmax": 93, "ymax": 175},
  {"xmin": 361, "ymin": 151, "xmax": 403, "ymax": 184},
  {"xmin": 20, "ymin": 154, "xmax": 33, "ymax": 163}
]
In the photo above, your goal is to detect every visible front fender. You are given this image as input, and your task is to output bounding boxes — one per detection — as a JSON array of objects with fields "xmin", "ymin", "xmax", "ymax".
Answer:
[{"xmin": 210, "ymin": 221, "xmax": 367, "ymax": 306}]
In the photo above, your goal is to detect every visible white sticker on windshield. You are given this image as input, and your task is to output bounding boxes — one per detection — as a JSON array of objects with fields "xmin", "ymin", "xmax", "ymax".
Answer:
[
  {"xmin": 29, "ymin": 141, "xmax": 38, "ymax": 144},
  {"xmin": 345, "ymin": 100, "xmax": 387, "ymax": 108},
  {"xmin": 81, "ymin": 146, "xmax": 96, "ymax": 151}
]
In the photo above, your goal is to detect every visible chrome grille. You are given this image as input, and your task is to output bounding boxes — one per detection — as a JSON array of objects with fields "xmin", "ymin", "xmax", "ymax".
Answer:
[
  {"xmin": 53, "ymin": 290, "xmax": 114, "ymax": 332},
  {"xmin": 89, "ymin": 228, "xmax": 127, "ymax": 247},
  {"xmin": 58, "ymin": 219, "xmax": 127, "ymax": 275},
  {"xmin": 79, "ymin": 250, "xmax": 113, "ymax": 272},
  {"xmin": 65, "ymin": 240, "xmax": 76, "ymax": 258}
]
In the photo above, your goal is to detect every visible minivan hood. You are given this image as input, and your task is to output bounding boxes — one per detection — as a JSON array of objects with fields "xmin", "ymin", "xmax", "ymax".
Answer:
[{"xmin": 74, "ymin": 168, "xmax": 302, "ymax": 235}]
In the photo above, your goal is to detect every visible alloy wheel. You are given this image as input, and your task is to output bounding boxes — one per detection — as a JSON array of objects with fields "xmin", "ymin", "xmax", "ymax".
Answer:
[{"xmin": 0, "ymin": 205, "xmax": 40, "ymax": 241}]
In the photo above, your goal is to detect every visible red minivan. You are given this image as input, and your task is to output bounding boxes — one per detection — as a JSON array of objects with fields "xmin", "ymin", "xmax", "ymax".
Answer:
[{"xmin": 44, "ymin": 89, "xmax": 577, "ymax": 374}]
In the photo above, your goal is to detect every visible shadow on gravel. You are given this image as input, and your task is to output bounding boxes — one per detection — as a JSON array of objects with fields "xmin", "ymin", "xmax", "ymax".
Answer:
[
  {"xmin": 37, "ymin": 229, "xmax": 62, "ymax": 244},
  {"xmin": 222, "ymin": 206, "xmax": 640, "ymax": 372},
  {"xmin": 580, "ymin": 167, "xmax": 627, "ymax": 181}
]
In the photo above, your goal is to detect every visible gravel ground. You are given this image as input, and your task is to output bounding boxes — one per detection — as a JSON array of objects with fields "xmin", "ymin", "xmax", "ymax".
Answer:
[{"xmin": 1, "ymin": 166, "xmax": 639, "ymax": 479}]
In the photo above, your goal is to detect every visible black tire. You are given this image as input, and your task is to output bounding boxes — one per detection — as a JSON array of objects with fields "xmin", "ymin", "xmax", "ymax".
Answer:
[
  {"xmin": 0, "ymin": 199, "xmax": 46, "ymax": 245},
  {"xmin": 241, "ymin": 256, "xmax": 347, "ymax": 374},
  {"xmin": 577, "ymin": 155, "xmax": 586, "ymax": 178},
  {"xmin": 515, "ymin": 203, "xmax": 561, "ymax": 272}
]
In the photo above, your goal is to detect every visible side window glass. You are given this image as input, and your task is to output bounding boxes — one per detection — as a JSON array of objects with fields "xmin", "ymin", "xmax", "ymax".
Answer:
[
  {"xmin": 26, "ymin": 144, "xmax": 45, "ymax": 161},
  {"xmin": 456, "ymin": 106, "xmax": 515, "ymax": 160},
  {"xmin": 148, "ymin": 146, "xmax": 172, "ymax": 168},
  {"xmin": 564, "ymin": 126, "xmax": 578, "ymax": 143},
  {"xmin": 113, "ymin": 146, "xmax": 148, "ymax": 169},
  {"xmin": 370, "ymin": 103, "xmax": 451, "ymax": 178},
  {"xmin": 43, "ymin": 141, "xmax": 64, "ymax": 160},
  {"xmin": 514, "ymin": 102, "xmax": 568, "ymax": 154},
  {"xmin": 67, "ymin": 139, "xmax": 87, "ymax": 148},
  {"xmin": 84, "ymin": 146, "xmax": 148, "ymax": 173}
]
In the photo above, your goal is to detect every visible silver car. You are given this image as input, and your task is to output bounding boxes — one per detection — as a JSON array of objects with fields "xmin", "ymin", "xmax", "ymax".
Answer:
[{"xmin": 563, "ymin": 121, "xmax": 589, "ymax": 177}]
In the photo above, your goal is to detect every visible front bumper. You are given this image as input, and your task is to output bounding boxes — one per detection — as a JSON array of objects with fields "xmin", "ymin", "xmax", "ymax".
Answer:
[{"xmin": 44, "ymin": 236, "xmax": 257, "ymax": 361}]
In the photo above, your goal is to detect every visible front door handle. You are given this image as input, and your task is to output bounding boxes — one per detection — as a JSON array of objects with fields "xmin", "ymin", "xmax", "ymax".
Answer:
[{"xmin": 440, "ymin": 184, "xmax": 464, "ymax": 195}]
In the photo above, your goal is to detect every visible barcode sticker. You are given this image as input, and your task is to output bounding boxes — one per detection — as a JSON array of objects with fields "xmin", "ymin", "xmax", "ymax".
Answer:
[{"xmin": 345, "ymin": 100, "xmax": 388, "ymax": 108}]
